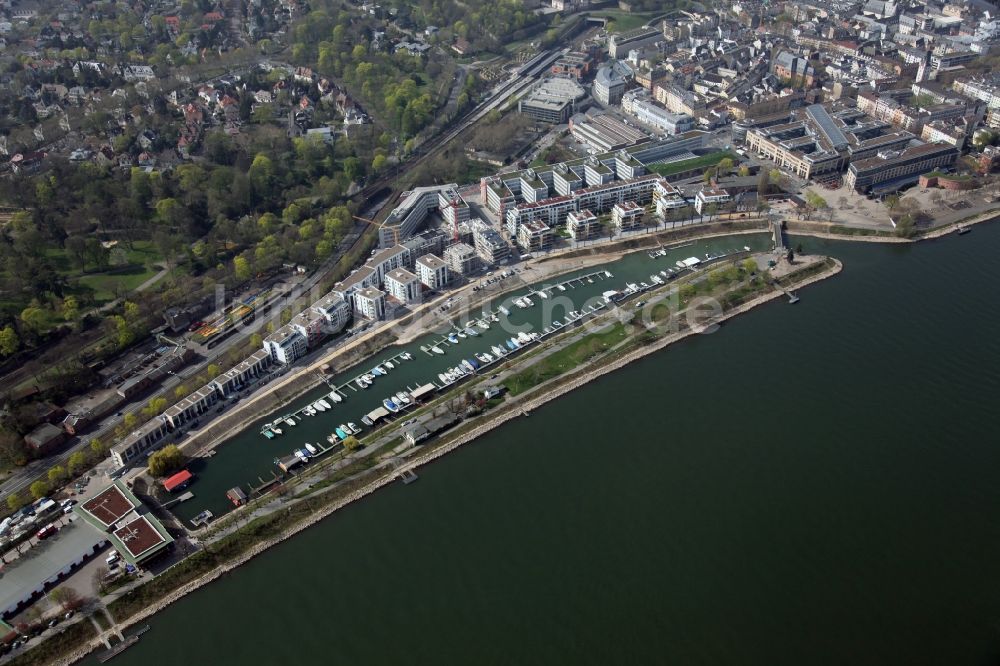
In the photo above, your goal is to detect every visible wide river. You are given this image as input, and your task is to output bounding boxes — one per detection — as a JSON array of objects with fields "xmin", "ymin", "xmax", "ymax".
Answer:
[{"xmin": 101, "ymin": 225, "xmax": 1000, "ymax": 665}]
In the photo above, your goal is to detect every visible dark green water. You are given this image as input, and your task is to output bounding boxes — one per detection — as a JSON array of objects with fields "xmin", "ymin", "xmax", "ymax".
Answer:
[{"xmin": 104, "ymin": 226, "xmax": 1000, "ymax": 666}]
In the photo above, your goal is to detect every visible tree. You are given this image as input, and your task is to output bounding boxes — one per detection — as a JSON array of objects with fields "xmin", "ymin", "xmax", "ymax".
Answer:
[
  {"xmin": 20, "ymin": 307, "xmax": 48, "ymax": 335},
  {"xmin": 206, "ymin": 364, "xmax": 221, "ymax": 379},
  {"xmin": 48, "ymin": 466, "xmax": 66, "ymax": 485},
  {"xmin": 0, "ymin": 326, "xmax": 19, "ymax": 356},
  {"xmin": 805, "ymin": 191, "xmax": 828, "ymax": 211},
  {"xmin": 250, "ymin": 333, "xmax": 262, "ymax": 348},
  {"xmin": 90, "ymin": 438, "xmax": 105, "ymax": 455},
  {"xmin": 30, "ymin": 480, "xmax": 50, "ymax": 500},
  {"xmin": 148, "ymin": 444, "xmax": 185, "ymax": 477},
  {"xmin": 234, "ymin": 256, "xmax": 252, "ymax": 281},
  {"xmin": 718, "ymin": 157, "xmax": 734, "ymax": 175},
  {"xmin": 48, "ymin": 587, "xmax": 82, "ymax": 611},
  {"xmin": 68, "ymin": 451, "xmax": 87, "ymax": 476},
  {"xmin": 769, "ymin": 169, "xmax": 784, "ymax": 188},
  {"xmin": 757, "ymin": 170, "xmax": 770, "ymax": 197},
  {"xmin": 371, "ymin": 154, "xmax": 388, "ymax": 173},
  {"xmin": 884, "ymin": 194, "xmax": 900, "ymax": 210},
  {"xmin": 62, "ymin": 296, "xmax": 80, "ymax": 322},
  {"xmin": 738, "ymin": 165, "xmax": 750, "ymax": 177},
  {"xmin": 341, "ymin": 435, "xmax": 361, "ymax": 451},
  {"xmin": 6, "ymin": 493, "xmax": 24, "ymax": 512}
]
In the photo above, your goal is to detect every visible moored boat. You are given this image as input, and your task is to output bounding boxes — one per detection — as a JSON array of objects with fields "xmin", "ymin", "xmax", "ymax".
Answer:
[
  {"xmin": 432, "ymin": 345, "xmax": 445, "ymax": 354},
  {"xmin": 383, "ymin": 398, "xmax": 400, "ymax": 412},
  {"xmin": 498, "ymin": 305, "xmax": 511, "ymax": 316},
  {"xmin": 284, "ymin": 417, "xmax": 296, "ymax": 427},
  {"xmin": 335, "ymin": 427, "xmax": 349, "ymax": 439},
  {"xmin": 305, "ymin": 443, "xmax": 319, "ymax": 455},
  {"xmin": 272, "ymin": 427, "xmax": 283, "ymax": 435},
  {"xmin": 394, "ymin": 392, "xmax": 410, "ymax": 405},
  {"xmin": 348, "ymin": 422, "xmax": 360, "ymax": 434},
  {"xmin": 328, "ymin": 391, "xmax": 342, "ymax": 403},
  {"xmin": 448, "ymin": 333, "xmax": 459, "ymax": 344},
  {"xmin": 465, "ymin": 326, "xmax": 479, "ymax": 337},
  {"xmin": 319, "ymin": 399, "xmax": 332, "ymax": 410}
]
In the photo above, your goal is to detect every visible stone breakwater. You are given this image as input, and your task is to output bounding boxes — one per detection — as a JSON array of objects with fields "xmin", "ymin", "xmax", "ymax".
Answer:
[{"xmin": 56, "ymin": 258, "xmax": 841, "ymax": 666}]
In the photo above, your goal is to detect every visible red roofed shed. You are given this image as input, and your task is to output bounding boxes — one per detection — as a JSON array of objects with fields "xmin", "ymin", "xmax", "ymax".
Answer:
[{"xmin": 163, "ymin": 469, "xmax": 193, "ymax": 493}]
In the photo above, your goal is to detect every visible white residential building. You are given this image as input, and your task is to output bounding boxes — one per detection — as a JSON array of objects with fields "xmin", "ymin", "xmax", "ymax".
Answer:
[
  {"xmin": 611, "ymin": 201, "xmax": 644, "ymax": 232},
  {"xmin": 415, "ymin": 254, "xmax": 450, "ymax": 290},
  {"xmin": 567, "ymin": 209, "xmax": 601, "ymax": 240},
  {"xmin": 263, "ymin": 324, "xmax": 308, "ymax": 365},
  {"xmin": 355, "ymin": 287, "xmax": 387, "ymax": 320},
  {"xmin": 384, "ymin": 268, "xmax": 421, "ymax": 303}
]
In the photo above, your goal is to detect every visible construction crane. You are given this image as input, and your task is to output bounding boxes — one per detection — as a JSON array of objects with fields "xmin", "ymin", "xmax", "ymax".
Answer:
[
  {"xmin": 449, "ymin": 198, "xmax": 462, "ymax": 242},
  {"xmin": 354, "ymin": 215, "xmax": 399, "ymax": 246}
]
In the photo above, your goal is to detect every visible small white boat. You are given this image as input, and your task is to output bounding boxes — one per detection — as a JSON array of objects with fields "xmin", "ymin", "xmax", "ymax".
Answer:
[
  {"xmin": 490, "ymin": 313, "xmax": 500, "ymax": 322},
  {"xmin": 518, "ymin": 332, "xmax": 532, "ymax": 344},
  {"xmin": 319, "ymin": 399, "xmax": 332, "ymax": 410},
  {"xmin": 364, "ymin": 373, "xmax": 376, "ymax": 382},
  {"xmin": 272, "ymin": 427, "xmax": 283, "ymax": 435},
  {"xmin": 376, "ymin": 364, "xmax": 388, "ymax": 374},
  {"xmin": 328, "ymin": 391, "xmax": 342, "ymax": 403},
  {"xmin": 348, "ymin": 422, "xmax": 360, "ymax": 433},
  {"xmin": 356, "ymin": 378, "xmax": 369, "ymax": 389},
  {"xmin": 557, "ymin": 284, "xmax": 566, "ymax": 291},
  {"xmin": 304, "ymin": 407, "xmax": 316, "ymax": 416},
  {"xmin": 432, "ymin": 345, "xmax": 445, "ymax": 355},
  {"xmin": 395, "ymin": 392, "xmax": 411, "ymax": 405},
  {"xmin": 313, "ymin": 401, "xmax": 326, "ymax": 413},
  {"xmin": 284, "ymin": 418, "xmax": 296, "ymax": 427},
  {"xmin": 523, "ymin": 296, "xmax": 534, "ymax": 307},
  {"xmin": 401, "ymin": 352, "xmax": 413, "ymax": 361},
  {"xmin": 439, "ymin": 373, "xmax": 451, "ymax": 384},
  {"xmin": 385, "ymin": 360, "xmax": 395, "ymax": 370},
  {"xmin": 305, "ymin": 443, "xmax": 319, "ymax": 455},
  {"xmin": 457, "ymin": 330, "xmax": 467, "ymax": 338},
  {"xmin": 499, "ymin": 306, "xmax": 510, "ymax": 316}
]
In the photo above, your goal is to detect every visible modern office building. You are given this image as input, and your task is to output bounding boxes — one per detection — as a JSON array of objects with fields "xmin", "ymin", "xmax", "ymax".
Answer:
[
  {"xmin": 518, "ymin": 78, "xmax": 586, "ymax": 124},
  {"xmin": 844, "ymin": 142, "xmax": 958, "ymax": 194},
  {"xmin": 516, "ymin": 220, "xmax": 554, "ymax": 252}
]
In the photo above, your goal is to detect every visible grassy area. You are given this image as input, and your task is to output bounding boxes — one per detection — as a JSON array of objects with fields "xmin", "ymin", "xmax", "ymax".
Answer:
[
  {"xmin": 647, "ymin": 151, "xmax": 738, "ymax": 178},
  {"xmin": 506, "ymin": 323, "xmax": 628, "ymax": 395},
  {"xmin": 77, "ymin": 265, "xmax": 161, "ymax": 304},
  {"xmin": 598, "ymin": 10, "xmax": 660, "ymax": 32},
  {"xmin": 43, "ymin": 240, "xmax": 166, "ymax": 305}
]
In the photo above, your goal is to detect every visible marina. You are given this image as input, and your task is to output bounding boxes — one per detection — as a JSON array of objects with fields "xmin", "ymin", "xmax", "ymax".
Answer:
[{"xmin": 169, "ymin": 234, "xmax": 773, "ymax": 524}]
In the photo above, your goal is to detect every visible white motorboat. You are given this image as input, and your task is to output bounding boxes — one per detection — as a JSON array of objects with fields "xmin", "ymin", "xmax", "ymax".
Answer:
[
  {"xmin": 319, "ymin": 399, "xmax": 332, "ymax": 410},
  {"xmin": 305, "ymin": 443, "xmax": 319, "ymax": 455},
  {"xmin": 313, "ymin": 401, "xmax": 326, "ymax": 413},
  {"xmin": 364, "ymin": 373, "xmax": 376, "ymax": 382},
  {"xmin": 348, "ymin": 422, "xmax": 360, "ymax": 434},
  {"xmin": 557, "ymin": 284, "xmax": 566, "ymax": 291},
  {"xmin": 272, "ymin": 427, "xmax": 283, "ymax": 435},
  {"xmin": 328, "ymin": 391, "xmax": 342, "ymax": 403},
  {"xmin": 284, "ymin": 417, "xmax": 296, "ymax": 427},
  {"xmin": 385, "ymin": 360, "xmax": 395, "ymax": 370},
  {"xmin": 439, "ymin": 373, "xmax": 451, "ymax": 384},
  {"xmin": 432, "ymin": 345, "xmax": 445, "ymax": 355},
  {"xmin": 499, "ymin": 306, "xmax": 511, "ymax": 316},
  {"xmin": 395, "ymin": 392, "xmax": 411, "ymax": 405}
]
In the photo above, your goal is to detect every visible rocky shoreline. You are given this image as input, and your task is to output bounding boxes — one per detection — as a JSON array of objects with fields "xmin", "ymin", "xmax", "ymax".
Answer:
[{"xmin": 51, "ymin": 256, "xmax": 842, "ymax": 666}]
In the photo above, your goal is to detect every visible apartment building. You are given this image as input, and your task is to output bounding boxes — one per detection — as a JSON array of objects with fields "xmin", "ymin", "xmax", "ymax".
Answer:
[
  {"xmin": 443, "ymin": 242, "xmax": 480, "ymax": 275},
  {"xmin": 415, "ymin": 254, "xmax": 450, "ymax": 290},
  {"xmin": 608, "ymin": 27, "xmax": 661, "ymax": 58},
  {"xmin": 611, "ymin": 201, "xmax": 644, "ymax": 232},
  {"xmin": 377, "ymin": 184, "xmax": 462, "ymax": 247},
  {"xmin": 471, "ymin": 220, "xmax": 510, "ymax": 265},
  {"xmin": 516, "ymin": 220, "xmax": 554, "ymax": 252},
  {"xmin": 355, "ymin": 287, "xmax": 387, "ymax": 320},
  {"xmin": 384, "ymin": 268, "xmax": 421, "ymax": 304},
  {"xmin": 263, "ymin": 324, "xmax": 308, "ymax": 365},
  {"xmin": 566, "ymin": 209, "xmax": 601, "ymax": 240},
  {"xmin": 694, "ymin": 188, "xmax": 732, "ymax": 213}
]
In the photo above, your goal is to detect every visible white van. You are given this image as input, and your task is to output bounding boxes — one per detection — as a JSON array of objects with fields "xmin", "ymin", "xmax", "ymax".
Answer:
[{"xmin": 106, "ymin": 551, "xmax": 120, "ymax": 566}]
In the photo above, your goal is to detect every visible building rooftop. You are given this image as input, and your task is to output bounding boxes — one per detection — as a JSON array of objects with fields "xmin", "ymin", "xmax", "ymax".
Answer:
[
  {"xmin": 416, "ymin": 254, "xmax": 448, "ymax": 270},
  {"xmin": 110, "ymin": 514, "xmax": 169, "ymax": 562},
  {"xmin": 79, "ymin": 482, "xmax": 137, "ymax": 529},
  {"xmin": 386, "ymin": 267, "xmax": 418, "ymax": 283},
  {"xmin": 357, "ymin": 286, "xmax": 385, "ymax": 300}
]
